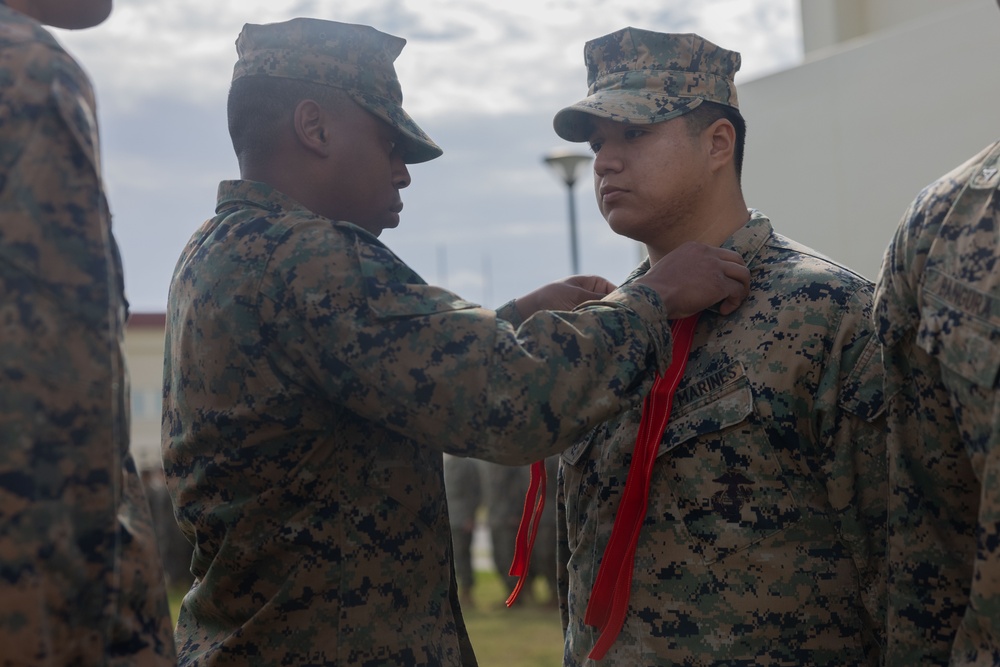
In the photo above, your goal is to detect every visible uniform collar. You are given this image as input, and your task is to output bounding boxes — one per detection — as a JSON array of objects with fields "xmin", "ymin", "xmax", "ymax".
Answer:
[
  {"xmin": 215, "ymin": 179, "xmax": 310, "ymax": 216},
  {"xmin": 623, "ymin": 210, "xmax": 772, "ymax": 314}
]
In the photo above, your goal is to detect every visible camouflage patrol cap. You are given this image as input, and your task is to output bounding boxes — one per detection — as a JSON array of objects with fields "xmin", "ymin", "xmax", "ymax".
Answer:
[
  {"xmin": 233, "ymin": 18, "xmax": 442, "ymax": 164},
  {"xmin": 554, "ymin": 28, "xmax": 741, "ymax": 142}
]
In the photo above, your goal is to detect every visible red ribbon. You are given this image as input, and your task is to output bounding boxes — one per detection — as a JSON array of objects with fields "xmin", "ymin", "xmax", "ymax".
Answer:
[
  {"xmin": 505, "ymin": 314, "xmax": 699, "ymax": 638},
  {"xmin": 506, "ymin": 459, "xmax": 547, "ymax": 607},
  {"xmin": 584, "ymin": 314, "xmax": 699, "ymax": 659}
]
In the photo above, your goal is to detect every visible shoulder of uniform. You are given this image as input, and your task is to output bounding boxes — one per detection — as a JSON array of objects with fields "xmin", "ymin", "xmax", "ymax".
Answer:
[{"xmin": 763, "ymin": 233, "xmax": 874, "ymax": 295}]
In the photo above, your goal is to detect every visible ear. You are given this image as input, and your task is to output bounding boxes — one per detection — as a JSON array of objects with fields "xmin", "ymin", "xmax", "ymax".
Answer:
[
  {"xmin": 293, "ymin": 99, "xmax": 330, "ymax": 158},
  {"xmin": 704, "ymin": 118, "xmax": 735, "ymax": 173}
]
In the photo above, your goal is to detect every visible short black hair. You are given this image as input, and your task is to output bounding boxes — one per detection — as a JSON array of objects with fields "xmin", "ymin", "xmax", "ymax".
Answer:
[
  {"xmin": 227, "ymin": 76, "xmax": 349, "ymax": 165},
  {"xmin": 683, "ymin": 101, "xmax": 746, "ymax": 181}
]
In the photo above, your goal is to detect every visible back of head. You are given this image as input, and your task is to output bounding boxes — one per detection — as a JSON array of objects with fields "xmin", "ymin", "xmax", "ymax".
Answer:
[
  {"xmin": 553, "ymin": 28, "xmax": 746, "ymax": 176},
  {"xmin": 228, "ymin": 75, "xmax": 348, "ymax": 169},
  {"xmin": 227, "ymin": 17, "xmax": 441, "ymax": 167}
]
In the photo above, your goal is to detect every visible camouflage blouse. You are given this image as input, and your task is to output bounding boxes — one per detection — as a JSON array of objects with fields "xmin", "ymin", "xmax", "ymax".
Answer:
[
  {"xmin": 875, "ymin": 140, "xmax": 1000, "ymax": 666},
  {"xmin": 559, "ymin": 213, "xmax": 887, "ymax": 666},
  {"xmin": 0, "ymin": 6, "xmax": 175, "ymax": 665},
  {"xmin": 162, "ymin": 179, "xmax": 677, "ymax": 666}
]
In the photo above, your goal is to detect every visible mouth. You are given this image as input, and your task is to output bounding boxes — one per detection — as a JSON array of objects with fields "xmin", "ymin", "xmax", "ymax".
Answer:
[
  {"xmin": 600, "ymin": 185, "xmax": 627, "ymax": 204},
  {"xmin": 390, "ymin": 201, "xmax": 404, "ymax": 214}
]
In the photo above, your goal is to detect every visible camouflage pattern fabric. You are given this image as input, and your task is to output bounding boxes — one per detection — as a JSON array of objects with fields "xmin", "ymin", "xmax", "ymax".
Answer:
[
  {"xmin": 0, "ymin": 6, "xmax": 176, "ymax": 665},
  {"xmin": 162, "ymin": 179, "xmax": 679, "ymax": 666},
  {"xmin": 874, "ymin": 140, "xmax": 1000, "ymax": 666},
  {"xmin": 554, "ymin": 28, "xmax": 741, "ymax": 142},
  {"xmin": 558, "ymin": 212, "xmax": 887, "ymax": 666}
]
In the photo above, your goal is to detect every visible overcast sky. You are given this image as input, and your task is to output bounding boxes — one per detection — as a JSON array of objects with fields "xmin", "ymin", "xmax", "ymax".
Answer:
[{"xmin": 54, "ymin": 0, "xmax": 802, "ymax": 312}]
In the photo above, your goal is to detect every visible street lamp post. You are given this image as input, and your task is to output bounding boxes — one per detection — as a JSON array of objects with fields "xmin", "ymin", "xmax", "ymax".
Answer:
[{"xmin": 543, "ymin": 149, "xmax": 593, "ymax": 275}]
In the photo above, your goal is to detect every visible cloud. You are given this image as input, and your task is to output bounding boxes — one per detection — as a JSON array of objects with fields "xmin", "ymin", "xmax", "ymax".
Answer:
[
  {"xmin": 48, "ymin": 0, "xmax": 802, "ymax": 311},
  {"xmin": 57, "ymin": 0, "xmax": 801, "ymax": 116}
]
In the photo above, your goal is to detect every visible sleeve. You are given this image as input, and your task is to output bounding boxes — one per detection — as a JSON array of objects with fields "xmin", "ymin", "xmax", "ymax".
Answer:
[
  {"xmin": 872, "ymin": 165, "xmax": 965, "ymax": 352},
  {"xmin": 812, "ymin": 284, "xmax": 888, "ymax": 645},
  {"xmin": 495, "ymin": 298, "xmax": 524, "ymax": 328},
  {"xmin": 259, "ymin": 221, "xmax": 673, "ymax": 464}
]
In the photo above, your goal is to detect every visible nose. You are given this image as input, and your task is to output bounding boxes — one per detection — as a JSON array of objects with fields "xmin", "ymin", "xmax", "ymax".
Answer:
[
  {"xmin": 393, "ymin": 156, "xmax": 411, "ymax": 189},
  {"xmin": 593, "ymin": 147, "xmax": 621, "ymax": 177}
]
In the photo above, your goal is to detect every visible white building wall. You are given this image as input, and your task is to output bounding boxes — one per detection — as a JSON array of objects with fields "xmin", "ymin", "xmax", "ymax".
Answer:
[
  {"xmin": 124, "ymin": 323, "xmax": 166, "ymax": 471},
  {"xmin": 739, "ymin": 0, "xmax": 999, "ymax": 280},
  {"xmin": 801, "ymin": 0, "xmax": 971, "ymax": 54}
]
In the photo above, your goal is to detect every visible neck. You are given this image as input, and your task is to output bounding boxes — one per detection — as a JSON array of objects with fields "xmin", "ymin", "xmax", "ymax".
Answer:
[{"xmin": 646, "ymin": 188, "xmax": 748, "ymax": 265}]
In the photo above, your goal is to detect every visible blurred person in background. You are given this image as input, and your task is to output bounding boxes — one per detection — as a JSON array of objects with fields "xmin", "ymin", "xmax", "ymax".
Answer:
[{"xmin": 0, "ymin": 0, "xmax": 176, "ymax": 664}]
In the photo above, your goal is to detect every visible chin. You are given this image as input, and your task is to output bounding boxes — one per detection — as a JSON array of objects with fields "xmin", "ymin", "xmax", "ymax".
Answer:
[{"xmin": 606, "ymin": 216, "xmax": 645, "ymax": 243}]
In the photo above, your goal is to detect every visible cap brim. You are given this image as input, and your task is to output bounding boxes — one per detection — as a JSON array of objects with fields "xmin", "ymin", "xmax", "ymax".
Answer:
[
  {"xmin": 553, "ymin": 93, "xmax": 704, "ymax": 142},
  {"xmin": 351, "ymin": 92, "xmax": 443, "ymax": 164}
]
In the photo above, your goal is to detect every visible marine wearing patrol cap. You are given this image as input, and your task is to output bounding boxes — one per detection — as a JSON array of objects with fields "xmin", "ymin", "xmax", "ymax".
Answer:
[
  {"xmin": 554, "ymin": 28, "xmax": 741, "ymax": 142},
  {"xmin": 233, "ymin": 17, "xmax": 442, "ymax": 164}
]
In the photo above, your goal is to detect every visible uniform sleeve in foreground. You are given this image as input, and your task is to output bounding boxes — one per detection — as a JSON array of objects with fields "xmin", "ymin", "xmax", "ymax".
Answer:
[{"xmin": 260, "ymin": 222, "xmax": 672, "ymax": 464}]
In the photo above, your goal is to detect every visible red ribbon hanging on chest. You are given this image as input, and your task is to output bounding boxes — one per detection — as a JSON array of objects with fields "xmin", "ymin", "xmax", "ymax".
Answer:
[
  {"xmin": 583, "ymin": 314, "xmax": 699, "ymax": 658},
  {"xmin": 505, "ymin": 315, "xmax": 700, "ymax": 661}
]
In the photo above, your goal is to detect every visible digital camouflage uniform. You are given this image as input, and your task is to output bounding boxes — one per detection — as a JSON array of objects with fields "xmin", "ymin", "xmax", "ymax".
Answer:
[
  {"xmin": 874, "ymin": 140, "xmax": 1000, "ymax": 666},
  {"xmin": 0, "ymin": 5, "xmax": 176, "ymax": 665},
  {"xmin": 552, "ymin": 29, "xmax": 886, "ymax": 666},
  {"xmin": 558, "ymin": 213, "xmax": 887, "ymax": 666}
]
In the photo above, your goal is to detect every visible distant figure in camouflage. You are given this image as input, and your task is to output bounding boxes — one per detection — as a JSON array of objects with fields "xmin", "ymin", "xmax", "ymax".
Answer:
[
  {"xmin": 553, "ymin": 29, "xmax": 887, "ymax": 665},
  {"xmin": 486, "ymin": 459, "xmax": 559, "ymax": 608},
  {"xmin": 484, "ymin": 462, "xmax": 530, "ymax": 601},
  {"xmin": 0, "ymin": 0, "xmax": 176, "ymax": 664},
  {"xmin": 875, "ymin": 5, "xmax": 1000, "ymax": 662},
  {"xmin": 444, "ymin": 454, "xmax": 483, "ymax": 608},
  {"xmin": 160, "ymin": 17, "xmax": 750, "ymax": 667}
]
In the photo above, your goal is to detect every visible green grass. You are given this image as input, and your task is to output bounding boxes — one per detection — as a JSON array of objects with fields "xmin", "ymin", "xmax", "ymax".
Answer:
[
  {"xmin": 167, "ymin": 570, "xmax": 563, "ymax": 666},
  {"xmin": 461, "ymin": 571, "xmax": 563, "ymax": 667}
]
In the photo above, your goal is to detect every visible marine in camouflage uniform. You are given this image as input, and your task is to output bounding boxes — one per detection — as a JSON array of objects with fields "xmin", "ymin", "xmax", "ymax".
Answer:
[
  {"xmin": 443, "ymin": 454, "xmax": 483, "ymax": 604},
  {"xmin": 161, "ymin": 18, "xmax": 750, "ymax": 667},
  {"xmin": 874, "ymin": 138, "xmax": 1000, "ymax": 665},
  {"xmin": 552, "ymin": 29, "xmax": 887, "ymax": 665},
  {"xmin": 0, "ymin": 2, "xmax": 176, "ymax": 664}
]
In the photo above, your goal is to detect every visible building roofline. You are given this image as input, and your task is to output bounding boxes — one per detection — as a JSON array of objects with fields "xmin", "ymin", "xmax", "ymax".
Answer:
[{"xmin": 127, "ymin": 312, "xmax": 166, "ymax": 329}]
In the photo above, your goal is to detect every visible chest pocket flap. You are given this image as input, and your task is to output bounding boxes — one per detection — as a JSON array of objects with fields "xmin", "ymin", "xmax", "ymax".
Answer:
[
  {"xmin": 918, "ymin": 268, "xmax": 1000, "ymax": 388},
  {"xmin": 658, "ymin": 361, "xmax": 754, "ymax": 457}
]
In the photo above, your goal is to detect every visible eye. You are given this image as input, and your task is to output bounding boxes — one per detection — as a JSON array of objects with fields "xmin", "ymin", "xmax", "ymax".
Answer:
[
  {"xmin": 624, "ymin": 127, "xmax": 646, "ymax": 140},
  {"xmin": 588, "ymin": 140, "xmax": 602, "ymax": 154}
]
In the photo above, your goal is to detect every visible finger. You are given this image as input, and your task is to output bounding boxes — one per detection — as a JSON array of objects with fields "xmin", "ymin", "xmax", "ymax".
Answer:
[
  {"xmin": 566, "ymin": 275, "xmax": 615, "ymax": 293},
  {"xmin": 576, "ymin": 289, "xmax": 610, "ymax": 302},
  {"xmin": 721, "ymin": 261, "xmax": 751, "ymax": 290},
  {"xmin": 716, "ymin": 269, "xmax": 751, "ymax": 315},
  {"xmin": 712, "ymin": 247, "xmax": 746, "ymax": 266}
]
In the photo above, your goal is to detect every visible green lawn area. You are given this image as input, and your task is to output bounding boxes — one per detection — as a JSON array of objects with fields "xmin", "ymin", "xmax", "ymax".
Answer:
[{"xmin": 167, "ymin": 570, "xmax": 563, "ymax": 666}]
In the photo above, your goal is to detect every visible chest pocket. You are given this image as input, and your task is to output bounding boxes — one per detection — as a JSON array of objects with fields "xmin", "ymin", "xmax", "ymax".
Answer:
[
  {"xmin": 917, "ymin": 268, "xmax": 1000, "ymax": 388},
  {"xmin": 657, "ymin": 362, "xmax": 801, "ymax": 564}
]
